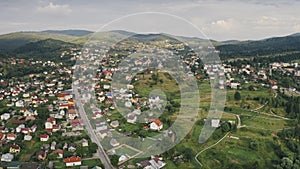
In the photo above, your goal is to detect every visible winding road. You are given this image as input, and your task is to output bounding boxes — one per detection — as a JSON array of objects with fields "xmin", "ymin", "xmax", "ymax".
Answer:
[{"xmin": 195, "ymin": 132, "xmax": 230, "ymax": 167}]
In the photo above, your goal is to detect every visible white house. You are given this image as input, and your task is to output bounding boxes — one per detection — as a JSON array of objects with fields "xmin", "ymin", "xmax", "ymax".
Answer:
[
  {"xmin": 149, "ymin": 119, "xmax": 163, "ymax": 131},
  {"xmin": 0, "ymin": 113, "xmax": 11, "ymax": 120},
  {"xmin": 40, "ymin": 134, "xmax": 49, "ymax": 142},
  {"xmin": 64, "ymin": 156, "xmax": 82, "ymax": 167},
  {"xmin": 1, "ymin": 153, "xmax": 14, "ymax": 162}
]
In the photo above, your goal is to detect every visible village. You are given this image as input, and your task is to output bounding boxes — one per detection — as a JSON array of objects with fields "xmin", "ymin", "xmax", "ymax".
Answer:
[{"xmin": 0, "ymin": 37, "xmax": 299, "ymax": 169}]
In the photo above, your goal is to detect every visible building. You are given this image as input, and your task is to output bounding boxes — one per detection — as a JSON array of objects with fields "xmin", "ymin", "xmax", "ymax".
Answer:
[
  {"xmin": 64, "ymin": 156, "xmax": 82, "ymax": 167},
  {"xmin": 9, "ymin": 144, "xmax": 21, "ymax": 153},
  {"xmin": 40, "ymin": 134, "xmax": 49, "ymax": 142},
  {"xmin": 149, "ymin": 119, "xmax": 163, "ymax": 131},
  {"xmin": 1, "ymin": 153, "xmax": 14, "ymax": 162}
]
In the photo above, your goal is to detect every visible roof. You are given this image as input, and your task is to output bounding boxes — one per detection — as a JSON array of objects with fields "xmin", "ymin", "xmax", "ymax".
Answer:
[
  {"xmin": 7, "ymin": 133, "xmax": 16, "ymax": 138},
  {"xmin": 40, "ymin": 134, "xmax": 49, "ymax": 138},
  {"xmin": 150, "ymin": 118, "xmax": 163, "ymax": 127},
  {"xmin": 64, "ymin": 156, "xmax": 82, "ymax": 163}
]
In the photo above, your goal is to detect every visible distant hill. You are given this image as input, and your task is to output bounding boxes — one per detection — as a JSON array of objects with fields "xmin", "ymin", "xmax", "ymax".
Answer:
[
  {"xmin": 215, "ymin": 35, "xmax": 300, "ymax": 59},
  {"xmin": 0, "ymin": 31, "xmax": 77, "ymax": 51},
  {"xmin": 14, "ymin": 38, "xmax": 77, "ymax": 60},
  {"xmin": 42, "ymin": 30, "xmax": 93, "ymax": 37},
  {"xmin": 289, "ymin": 32, "xmax": 300, "ymax": 37}
]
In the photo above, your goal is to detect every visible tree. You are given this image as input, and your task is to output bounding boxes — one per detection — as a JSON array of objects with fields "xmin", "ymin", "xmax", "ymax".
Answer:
[
  {"xmin": 234, "ymin": 91, "xmax": 241, "ymax": 101},
  {"xmin": 110, "ymin": 155, "xmax": 119, "ymax": 166},
  {"xmin": 182, "ymin": 147, "xmax": 194, "ymax": 161},
  {"xmin": 221, "ymin": 122, "xmax": 231, "ymax": 132}
]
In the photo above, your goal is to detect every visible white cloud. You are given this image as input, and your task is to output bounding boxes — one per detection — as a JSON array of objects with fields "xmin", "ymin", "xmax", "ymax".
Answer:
[
  {"xmin": 256, "ymin": 16, "xmax": 278, "ymax": 24},
  {"xmin": 36, "ymin": 2, "xmax": 72, "ymax": 16},
  {"xmin": 211, "ymin": 18, "xmax": 235, "ymax": 30}
]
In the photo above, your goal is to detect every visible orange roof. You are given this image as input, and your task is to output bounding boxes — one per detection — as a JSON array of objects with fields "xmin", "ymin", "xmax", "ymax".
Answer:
[
  {"xmin": 7, "ymin": 133, "xmax": 16, "ymax": 138},
  {"xmin": 64, "ymin": 156, "xmax": 82, "ymax": 163},
  {"xmin": 149, "ymin": 118, "xmax": 163, "ymax": 126},
  {"xmin": 56, "ymin": 149, "xmax": 63, "ymax": 154}
]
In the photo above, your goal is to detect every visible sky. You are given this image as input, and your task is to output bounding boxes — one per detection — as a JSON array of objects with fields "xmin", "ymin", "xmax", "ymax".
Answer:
[{"xmin": 1, "ymin": 0, "xmax": 300, "ymax": 41}]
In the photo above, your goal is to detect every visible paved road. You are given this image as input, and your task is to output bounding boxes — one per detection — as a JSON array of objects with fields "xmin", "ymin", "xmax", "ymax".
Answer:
[{"xmin": 73, "ymin": 85, "xmax": 114, "ymax": 169}]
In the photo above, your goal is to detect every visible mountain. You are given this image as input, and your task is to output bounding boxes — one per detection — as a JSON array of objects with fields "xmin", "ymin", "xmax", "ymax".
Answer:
[{"xmin": 42, "ymin": 30, "xmax": 93, "ymax": 37}]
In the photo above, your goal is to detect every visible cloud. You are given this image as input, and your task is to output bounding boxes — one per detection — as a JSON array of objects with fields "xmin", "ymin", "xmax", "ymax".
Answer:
[
  {"xmin": 36, "ymin": 2, "xmax": 72, "ymax": 16},
  {"xmin": 211, "ymin": 18, "xmax": 235, "ymax": 30},
  {"xmin": 256, "ymin": 16, "xmax": 278, "ymax": 24}
]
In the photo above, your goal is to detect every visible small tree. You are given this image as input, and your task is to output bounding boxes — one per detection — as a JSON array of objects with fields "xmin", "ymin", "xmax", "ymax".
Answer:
[{"xmin": 234, "ymin": 91, "xmax": 241, "ymax": 101}]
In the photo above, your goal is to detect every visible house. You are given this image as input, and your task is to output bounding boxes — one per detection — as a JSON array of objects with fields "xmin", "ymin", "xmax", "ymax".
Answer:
[
  {"xmin": 45, "ymin": 117, "xmax": 56, "ymax": 129},
  {"xmin": 56, "ymin": 149, "xmax": 64, "ymax": 158},
  {"xmin": 81, "ymin": 139, "xmax": 89, "ymax": 147},
  {"xmin": 149, "ymin": 119, "xmax": 163, "ymax": 131},
  {"xmin": 36, "ymin": 151, "xmax": 47, "ymax": 160},
  {"xmin": 67, "ymin": 109, "xmax": 78, "ymax": 120},
  {"xmin": 230, "ymin": 83, "xmax": 240, "ymax": 89},
  {"xmin": 0, "ymin": 113, "xmax": 11, "ymax": 120},
  {"xmin": 110, "ymin": 138, "xmax": 120, "ymax": 147},
  {"xmin": 24, "ymin": 135, "xmax": 32, "ymax": 141},
  {"xmin": 40, "ymin": 134, "xmax": 49, "ymax": 142},
  {"xmin": 119, "ymin": 154, "xmax": 129, "ymax": 164},
  {"xmin": 7, "ymin": 134, "xmax": 17, "ymax": 141},
  {"xmin": 126, "ymin": 113, "xmax": 137, "ymax": 124},
  {"xmin": 211, "ymin": 119, "xmax": 220, "ymax": 128},
  {"xmin": 51, "ymin": 141, "xmax": 57, "ymax": 150},
  {"xmin": 64, "ymin": 156, "xmax": 82, "ymax": 167},
  {"xmin": 68, "ymin": 143, "xmax": 77, "ymax": 152},
  {"xmin": 1, "ymin": 153, "xmax": 14, "ymax": 162},
  {"xmin": 137, "ymin": 156, "xmax": 166, "ymax": 169},
  {"xmin": 22, "ymin": 108, "xmax": 38, "ymax": 117},
  {"xmin": 9, "ymin": 144, "xmax": 21, "ymax": 153}
]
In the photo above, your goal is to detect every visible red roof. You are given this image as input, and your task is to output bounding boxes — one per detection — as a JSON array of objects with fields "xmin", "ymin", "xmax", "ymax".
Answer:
[
  {"xmin": 149, "ymin": 118, "xmax": 163, "ymax": 127},
  {"xmin": 7, "ymin": 133, "xmax": 16, "ymax": 138},
  {"xmin": 64, "ymin": 156, "xmax": 82, "ymax": 163},
  {"xmin": 40, "ymin": 134, "xmax": 49, "ymax": 138},
  {"xmin": 47, "ymin": 117, "xmax": 55, "ymax": 123}
]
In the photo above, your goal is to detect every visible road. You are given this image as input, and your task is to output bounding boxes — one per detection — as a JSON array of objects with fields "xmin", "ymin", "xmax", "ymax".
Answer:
[{"xmin": 73, "ymin": 85, "xmax": 114, "ymax": 169}]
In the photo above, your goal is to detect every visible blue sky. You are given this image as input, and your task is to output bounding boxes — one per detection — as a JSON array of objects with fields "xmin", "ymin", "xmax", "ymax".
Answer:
[{"xmin": 1, "ymin": 0, "xmax": 300, "ymax": 40}]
